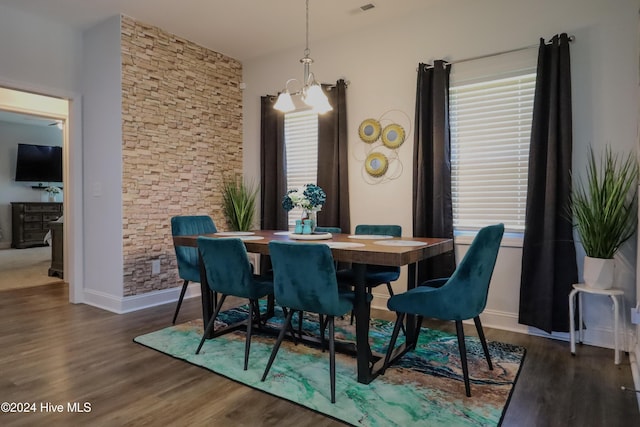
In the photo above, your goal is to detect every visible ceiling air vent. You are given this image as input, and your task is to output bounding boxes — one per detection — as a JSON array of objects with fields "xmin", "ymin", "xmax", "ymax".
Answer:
[{"xmin": 360, "ymin": 3, "xmax": 375, "ymax": 12}]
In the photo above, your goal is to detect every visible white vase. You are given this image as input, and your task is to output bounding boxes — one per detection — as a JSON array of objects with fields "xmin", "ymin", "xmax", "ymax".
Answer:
[
  {"xmin": 301, "ymin": 210, "xmax": 317, "ymax": 233},
  {"xmin": 48, "ymin": 194, "xmax": 55, "ymax": 203},
  {"xmin": 583, "ymin": 256, "xmax": 615, "ymax": 289}
]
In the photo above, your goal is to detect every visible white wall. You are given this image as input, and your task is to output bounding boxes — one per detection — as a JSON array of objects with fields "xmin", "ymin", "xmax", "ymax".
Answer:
[
  {"xmin": 81, "ymin": 15, "xmax": 124, "ymax": 305},
  {"xmin": 243, "ymin": 0, "xmax": 639, "ymax": 347},
  {"xmin": 0, "ymin": 121, "xmax": 63, "ymax": 246},
  {"xmin": 0, "ymin": 4, "xmax": 82, "ymax": 93}
]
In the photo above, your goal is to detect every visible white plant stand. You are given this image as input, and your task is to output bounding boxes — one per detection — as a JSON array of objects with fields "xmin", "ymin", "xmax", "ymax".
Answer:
[{"xmin": 569, "ymin": 283, "xmax": 625, "ymax": 364}]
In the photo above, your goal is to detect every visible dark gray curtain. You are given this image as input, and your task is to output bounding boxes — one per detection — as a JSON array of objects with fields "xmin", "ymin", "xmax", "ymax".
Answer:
[
  {"xmin": 260, "ymin": 95, "xmax": 288, "ymax": 231},
  {"xmin": 317, "ymin": 79, "xmax": 350, "ymax": 233},
  {"xmin": 413, "ymin": 60, "xmax": 456, "ymax": 283},
  {"xmin": 519, "ymin": 33, "xmax": 577, "ymax": 333}
]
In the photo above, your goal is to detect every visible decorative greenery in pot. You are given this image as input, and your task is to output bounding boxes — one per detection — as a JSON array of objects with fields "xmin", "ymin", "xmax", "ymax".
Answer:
[
  {"xmin": 222, "ymin": 178, "xmax": 258, "ymax": 232},
  {"xmin": 570, "ymin": 146, "xmax": 638, "ymax": 288}
]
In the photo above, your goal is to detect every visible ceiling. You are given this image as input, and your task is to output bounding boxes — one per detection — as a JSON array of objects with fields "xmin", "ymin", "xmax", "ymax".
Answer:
[{"xmin": 1, "ymin": 0, "xmax": 440, "ymax": 60}]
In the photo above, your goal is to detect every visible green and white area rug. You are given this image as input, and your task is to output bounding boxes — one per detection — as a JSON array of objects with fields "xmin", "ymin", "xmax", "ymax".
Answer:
[{"xmin": 134, "ymin": 305, "xmax": 525, "ymax": 426}]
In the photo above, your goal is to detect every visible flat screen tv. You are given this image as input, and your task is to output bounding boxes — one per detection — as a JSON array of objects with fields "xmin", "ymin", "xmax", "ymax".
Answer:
[{"xmin": 15, "ymin": 143, "xmax": 63, "ymax": 182}]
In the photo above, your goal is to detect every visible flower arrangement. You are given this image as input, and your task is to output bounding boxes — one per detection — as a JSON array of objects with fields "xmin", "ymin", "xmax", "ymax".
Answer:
[
  {"xmin": 282, "ymin": 183, "xmax": 326, "ymax": 212},
  {"xmin": 45, "ymin": 186, "xmax": 60, "ymax": 195}
]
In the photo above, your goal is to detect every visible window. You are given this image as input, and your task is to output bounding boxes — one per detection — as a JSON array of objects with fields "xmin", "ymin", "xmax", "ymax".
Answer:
[
  {"xmin": 450, "ymin": 69, "xmax": 536, "ymax": 233},
  {"xmin": 284, "ymin": 110, "xmax": 318, "ymax": 228}
]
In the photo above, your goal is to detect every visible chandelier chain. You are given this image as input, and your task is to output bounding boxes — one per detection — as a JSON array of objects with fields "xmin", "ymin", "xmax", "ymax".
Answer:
[{"xmin": 304, "ymin": 0, "xmax": 310, "ymax": 57}]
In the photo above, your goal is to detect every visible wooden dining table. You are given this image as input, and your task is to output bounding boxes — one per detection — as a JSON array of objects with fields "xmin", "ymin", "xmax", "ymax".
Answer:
[{"xmin": 173, "ymin": 229, "xmax": 454, "ymax": 384}]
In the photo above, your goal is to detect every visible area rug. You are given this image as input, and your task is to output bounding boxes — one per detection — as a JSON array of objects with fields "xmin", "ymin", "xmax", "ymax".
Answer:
[{"xmin": 134, "ymin": 305, "xmax": 525, "ymax": 426}]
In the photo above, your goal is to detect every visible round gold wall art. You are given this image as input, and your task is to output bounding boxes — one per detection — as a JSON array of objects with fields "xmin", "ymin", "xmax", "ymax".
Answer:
[
  {"xmin": 364, "ymin": 152, "xmax": 389, "ymax": 177},
  {"xmin": 358, "ymin": 119, "xmax": 381, "ymax": 143},
  {"xmin": 381, "ymin": 123, "xmax": 406, "ymax": 149}
]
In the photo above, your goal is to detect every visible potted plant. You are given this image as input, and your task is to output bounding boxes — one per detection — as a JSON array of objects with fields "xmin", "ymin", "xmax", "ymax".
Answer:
[
  {"xmin": 570, "ymin": 146, "xmax": 638, "ymax": 289},
  {"xmin": 222, "ymin": 178, "xmax": 258, "ymax": 231}
]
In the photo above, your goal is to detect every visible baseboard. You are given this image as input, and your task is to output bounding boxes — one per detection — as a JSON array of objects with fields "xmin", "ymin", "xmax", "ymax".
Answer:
[
  {"xmin": 374, "ymin": 300, "xmax": 632, "ymax": 352},
  {"xmin": 0, "ymin": 242, "xmax": 11, "ymax": 249},
  {"xmin": 83, "ymin": 283, "xmax": 202, "ymax": 314}
]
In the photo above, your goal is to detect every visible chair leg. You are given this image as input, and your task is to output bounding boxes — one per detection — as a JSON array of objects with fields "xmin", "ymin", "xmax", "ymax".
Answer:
[
  {"xmin": 329, "ymin": 316, "xmax": 336, "ymax": 404},
  {"xmin": 244, "ymin": 299, "xmax": 258, "ymax": 371},
  {"xmin": 195, "ymin": 294, "xmax": 227, "ymax": 354},
  {"xmin": 319, "ymin": 314, "xmax": 326, "ymax": 352},
  {"xmin": 474, "ymin": 316, "xmax": 493, "ymax": 370},
  {"xmin": 413, "ymin": 315, "xmax": 424, "ymax": 348},
  {"xmin": 455, "ymin": 320, "xmax": 471, "ymax": 397},
  {"xmin": 172, "ymin": 280, "xmax": 189, "ymax": 324},
  {"xmin": 382, "ymin": 312, "xmax": 405, "ymax": 374},
  {"xmin": 298, "ymin": 310, "xmax": 304, "ymax": 339},
  {"xmin": 262, "ymin": 309, "xmax": 295, "ymax": 381},
  {"xmin": 280, "ymin": 308, "xmax": 298, "ymax": 345}
]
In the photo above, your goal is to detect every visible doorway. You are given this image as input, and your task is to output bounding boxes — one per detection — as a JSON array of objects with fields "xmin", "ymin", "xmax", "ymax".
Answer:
[
  {"xmin": 0, "ymin": 110, "xmax": 65, "ymax": 290},
  {"xmin": 0, "ymin": 85, "xmax": 79, "ymax": 302}
]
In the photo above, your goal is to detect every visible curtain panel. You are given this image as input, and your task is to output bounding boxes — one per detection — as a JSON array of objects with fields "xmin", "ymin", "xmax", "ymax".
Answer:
[
  {"xmin": 518, "ymin": 33, "xmax": 578, "ymax": 333},
  {"xmin": 260, "ymin": 96, "xmax": 288, "ymax": 231},
  {"xmin": 317, "ymin": 79, "xmax": 351, "ymax": 233},
  {"xmin": 413, "ymin": 60, "xmax": 456, "ymax": 283}
]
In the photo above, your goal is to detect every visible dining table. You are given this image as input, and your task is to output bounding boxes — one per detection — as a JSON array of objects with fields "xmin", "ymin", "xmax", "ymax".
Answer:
[{"xmin": 172, "ymin": 229, "xmax": 454, "ymax": 384}]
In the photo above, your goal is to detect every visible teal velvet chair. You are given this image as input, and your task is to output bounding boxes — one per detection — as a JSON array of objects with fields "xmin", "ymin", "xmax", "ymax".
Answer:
[
  {"xmin": 337, "ymin": 224, "xmax": 402, "ymax": 296},
  {"xmin": 383, "ymin": 223, "xmax": 504, "ymax": 397},
  {"xmin": 314, "ymin": 226, "xmax": 342, "ymax": 234},
  {"xmin": 170, "ymin": 215, "xmax": 217, "ymax": 324},
  {"xmin": 261, "ymin": 241, "xmax": 355, "ymax": 404},
  {"xmin": 195, "ymin": 237, "xmax": 274, "ymax": 370},
  {"xmin": 337, "ymin": 224, "xmax": 402, "ymax": 326}
]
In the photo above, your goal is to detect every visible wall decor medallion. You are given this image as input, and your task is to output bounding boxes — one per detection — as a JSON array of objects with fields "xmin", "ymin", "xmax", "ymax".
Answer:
[
  {"xmin": 358, "ymin": 119, "xmax": 382, "ymax": 143},
  {"xmin": 364, "ymin": 152, "xmax": 389, "ymax": 177},
  {"xmin": 381, "ymin": 123, "xmax": 406, "ymax": 149},
  {"xmin": 356, "ymin": 109, "xmax": 411, "ymax": 184}
]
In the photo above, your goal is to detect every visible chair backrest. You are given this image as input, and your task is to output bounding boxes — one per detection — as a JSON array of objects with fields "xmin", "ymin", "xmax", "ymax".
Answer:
[
  {"xmin": 355, "ymin": 224, "xmax": 401, "ymax": 237},
  {"xmin": 171, "ymin": 215, "xmax": 217, "ymax": 282},
  {"xmin": 268, "ymin": 241, "xmax": 346, "ymax": 316},
  {"xmin": 356, "ymin": 224, "xmax": 402, "ymax": 274},
  {"xmin": 197, "ymin": 237, "xmax": 256, "ymax": 298},
  {"xmin": 315, "ymin": 226, "xmax": 342, "ymax": 234},
  {"xmin": 438, "ymin": 223, "xmax": 504, "ymax": 319}
]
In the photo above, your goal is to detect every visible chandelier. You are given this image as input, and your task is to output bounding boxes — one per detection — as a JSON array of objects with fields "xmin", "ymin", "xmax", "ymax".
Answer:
[{"xmin": 273, "ymin": 0, "xmax": 332, "ymax": 114}]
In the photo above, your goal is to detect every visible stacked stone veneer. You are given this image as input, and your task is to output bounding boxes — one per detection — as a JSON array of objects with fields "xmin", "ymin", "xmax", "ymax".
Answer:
[{"xmin": 121, "ymin": 15, "xmax": 243, "ymax": 296}]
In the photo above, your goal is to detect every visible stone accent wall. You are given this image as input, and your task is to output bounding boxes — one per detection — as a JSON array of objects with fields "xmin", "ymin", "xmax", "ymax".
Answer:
[{"xmin": 121, "ymin": 15, "xmax": 243, "ymax": 296}]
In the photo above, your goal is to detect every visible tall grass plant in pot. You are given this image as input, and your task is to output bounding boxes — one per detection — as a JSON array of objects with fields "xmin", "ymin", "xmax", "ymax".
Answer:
[
  {"xmin": 222, "ymin": 178, "xmax": 258, "ymax": 232},
  {"xmin": 570, "ymin": 147, "xmax": 638, "ymax": 289}
]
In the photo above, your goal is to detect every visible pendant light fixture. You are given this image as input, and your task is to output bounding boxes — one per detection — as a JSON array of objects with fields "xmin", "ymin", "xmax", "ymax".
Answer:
[{"xmin": 273, "ymin": 0, "xmax": 332, "ymax": 114}]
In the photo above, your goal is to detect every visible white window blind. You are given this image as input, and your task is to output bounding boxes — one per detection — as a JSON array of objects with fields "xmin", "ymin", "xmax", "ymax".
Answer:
[
  {"xmin": 450, "ymin": 71, "xmax": 536, "ymax": 233},
  {"xmin": 284, "ymin": 110, "xmax": 318, "ymax": 228}
]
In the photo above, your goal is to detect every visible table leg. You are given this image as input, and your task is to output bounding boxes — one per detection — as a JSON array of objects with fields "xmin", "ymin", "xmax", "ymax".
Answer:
[
  {"xmin": 611, "ymin": 295, "xmax": 620, "ymax": 365},
  {"xmin": 352, "ymin": 263, "xmax": 372, "ymax": 384},
  {"xmin": 569, "ymin": 288, "xmax": 577, "ymax": 355},
  {"xmin": 405, "ymin": 262, "xmax": 418, "ymax": 347},
  {"xmin": 199, "ymin": 251, "xmax": 214, "ymax": 339}
]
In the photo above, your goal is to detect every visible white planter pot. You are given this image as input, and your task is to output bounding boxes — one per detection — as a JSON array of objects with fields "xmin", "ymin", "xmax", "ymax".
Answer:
[{"xmin": 583, "ymin": 256, "xmax": 615, "ymax": 289}]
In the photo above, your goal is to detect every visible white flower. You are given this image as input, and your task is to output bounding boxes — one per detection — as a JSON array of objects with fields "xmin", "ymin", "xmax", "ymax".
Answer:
[{"xmin": 45, "ymin": 186, "xmax": 60, "ymax": 195}]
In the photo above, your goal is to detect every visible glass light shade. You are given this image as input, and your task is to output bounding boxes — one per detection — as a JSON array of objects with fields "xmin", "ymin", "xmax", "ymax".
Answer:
[
  {"xmin": 274, "ymin": 91, "xmax": 296, "ymax": 113},
  {"xmin": 302, "ymin": 84, "xmax": 332, "ymax": 114}
]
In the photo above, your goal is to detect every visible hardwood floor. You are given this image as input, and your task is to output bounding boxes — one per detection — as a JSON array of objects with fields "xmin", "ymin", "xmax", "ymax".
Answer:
[{"xmin": 1, "ymin": 283, "xmax": 638, "ymax": 426}]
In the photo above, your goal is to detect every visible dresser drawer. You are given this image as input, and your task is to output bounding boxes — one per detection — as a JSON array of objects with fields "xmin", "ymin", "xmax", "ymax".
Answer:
[
  {"xmin": 24, "ymin": 222, "xmax": 44, "ymax": 231},
  {"xmin": 25, "ymin": 204, "xmax": 57, "ymax": 212},
  {"xmin": 43, "ymin": 214, "xmax": 61, "ymax": 222},
  {"xmin": 24, "ymin": 231, "xmax": 47, "ymax": 242},
  {"xmin": 24, "ymin": 214, "xmax": 43, "ymax": 222}
]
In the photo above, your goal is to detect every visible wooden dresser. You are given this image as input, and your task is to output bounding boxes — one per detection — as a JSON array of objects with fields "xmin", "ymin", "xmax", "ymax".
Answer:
[{"xmin": 11, "ymin": 202, "xmax": 63, "ymax": 249}]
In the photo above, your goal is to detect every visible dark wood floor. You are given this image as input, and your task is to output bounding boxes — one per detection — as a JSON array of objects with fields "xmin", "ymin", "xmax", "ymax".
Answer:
[{"xmin": 1, "ymin": 283, "xmax": 638, "ymax": 426}]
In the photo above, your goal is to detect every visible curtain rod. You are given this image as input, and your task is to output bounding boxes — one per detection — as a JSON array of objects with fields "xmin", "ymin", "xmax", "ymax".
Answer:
[{"xmin": 421, "ymin": 35, "xmax": 575, "ymax": 69}]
